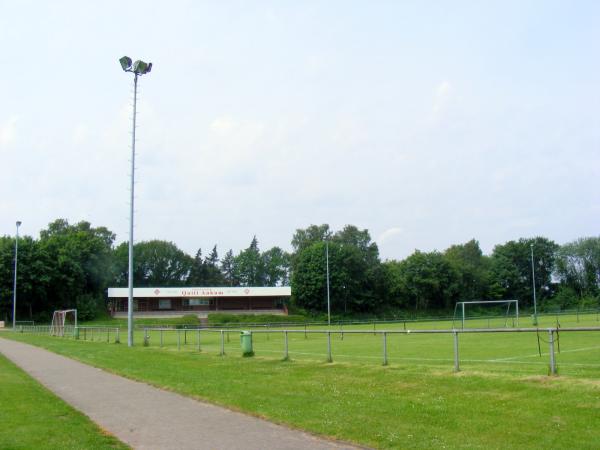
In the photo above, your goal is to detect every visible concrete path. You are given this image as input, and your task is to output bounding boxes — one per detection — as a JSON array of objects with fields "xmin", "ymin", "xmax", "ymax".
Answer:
[{"xmin": 0, "ymin": 337, "xmax": 362, "ymax": 450}]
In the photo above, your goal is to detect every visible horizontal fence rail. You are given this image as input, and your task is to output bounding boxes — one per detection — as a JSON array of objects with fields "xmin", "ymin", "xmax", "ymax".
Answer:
[{"xmin": 14, "ymin": 323, "xmax": 600, "ymax": 377}]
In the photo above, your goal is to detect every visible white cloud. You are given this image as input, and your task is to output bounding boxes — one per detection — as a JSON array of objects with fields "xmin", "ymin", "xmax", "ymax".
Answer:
[
  {"xmin": 432, "ymin": 80, "xmax": 452, "ymax": 114},
  {"xmin": 377, "ymin": 227, "xmax": 403, "ymax": 244},
  {"xmin": 0, "ymin": 115, "xmax": 19, "ymax": 146}
]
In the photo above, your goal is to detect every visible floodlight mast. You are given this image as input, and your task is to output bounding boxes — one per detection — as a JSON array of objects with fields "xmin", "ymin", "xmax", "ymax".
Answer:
[
  {"xmin": 119, "ymin": 56, "xmax": 152, "ymax": 347},
  {"xmin": 12, "ymin": 221, "xmax": 21, "ymax": 329},
  {"xmin": 530, "ymin": 244, "xmax": 538, "ymax": 326},
  {"xmin": 326, "ymin": 239, "xmax": 331, "ymax": 326}
]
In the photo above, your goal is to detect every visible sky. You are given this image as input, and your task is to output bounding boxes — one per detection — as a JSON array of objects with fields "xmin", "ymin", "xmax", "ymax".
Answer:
[{"xmin": 1, "ymin": 1, "xmax": 599, "ymax": 261}]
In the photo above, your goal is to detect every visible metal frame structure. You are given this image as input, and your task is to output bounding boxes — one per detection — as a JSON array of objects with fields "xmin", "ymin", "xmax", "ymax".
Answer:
[
  {"xmin": 12, "ymin": 221, "xmax": 21, "ymax": 329},
  {"xmin": 453, "ymin": 300, "xmax": 519, "ymax": 329},
  {"xmin": 119, "ymin": 56, "xmax": 152, "ymax": 347},
  {"xmin": 50, "ymin": 309, "xmax": 78, "ymax": 337}
]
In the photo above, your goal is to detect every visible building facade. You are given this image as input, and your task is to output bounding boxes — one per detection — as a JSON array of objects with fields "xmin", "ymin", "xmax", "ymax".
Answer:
[{"xmin": 107, "ymin": 286, "xmax": 290, "ymax": 318}]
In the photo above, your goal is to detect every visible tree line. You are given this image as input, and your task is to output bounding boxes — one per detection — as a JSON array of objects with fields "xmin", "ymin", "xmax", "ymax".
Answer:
[{"xmin": 1, "ymin": 219, "xmax": 598, "ymax": 321}]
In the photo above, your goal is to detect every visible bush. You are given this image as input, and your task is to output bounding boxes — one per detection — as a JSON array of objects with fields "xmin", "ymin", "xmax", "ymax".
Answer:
[
  {"xmin": 76, "ymin": 293, "xmax": 104, "ymax": 321},
  {"xmin": 542, "ymin": 286, "xmax": 580, "ymax": 312},
  {"xmin": 207, "ymin": 313, "xmax": 307, "ymax": 325},
  {"xmin": 174, "ymin": 314, "xmax": 201, "ymax": 328}
]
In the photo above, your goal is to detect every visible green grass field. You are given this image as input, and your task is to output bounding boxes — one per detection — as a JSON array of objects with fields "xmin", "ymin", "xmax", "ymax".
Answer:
[
  {"xmin": 73, "ymin": 312, "xmax": 600, "ymax": 378},
  {"xmin": 5, "ymin": 312, "xmax": 600, "ymax": 449},
  {"xmin": 0, "ymin": 352, "xmax": 127, "ymax": 449}
]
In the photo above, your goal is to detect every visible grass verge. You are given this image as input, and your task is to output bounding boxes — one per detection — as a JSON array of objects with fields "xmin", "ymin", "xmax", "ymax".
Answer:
[
  {"xmin": 0, "ymin": 351, "xmax": 128, "ymax": 449},
  {"xmin": 4, "ymin": 333, "xmax": 600, "ymax": 449}
]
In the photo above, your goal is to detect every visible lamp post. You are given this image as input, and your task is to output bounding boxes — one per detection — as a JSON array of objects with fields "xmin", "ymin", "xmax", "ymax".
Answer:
[
  {"xmin": 326, "ymin": 239, "xmax": 331, "ymax": 326},
  {"xmin": 530, "ymin": 243, "xmax": 538, "ymax": 326},
  {"xmin": 119, "ymin": 56, "xmax": 152, "ymax": 347},
  {"xmin": 12, "ymin": 221, "xmax": 21, "ymax": 329}
]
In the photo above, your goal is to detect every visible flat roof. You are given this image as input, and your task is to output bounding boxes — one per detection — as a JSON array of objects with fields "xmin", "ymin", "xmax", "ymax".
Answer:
[{"xmin": 107, "ymin": 286, "xmax": 291, "ymax": 298}]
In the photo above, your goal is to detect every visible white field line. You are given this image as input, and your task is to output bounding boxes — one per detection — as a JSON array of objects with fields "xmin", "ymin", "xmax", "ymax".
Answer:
[
  {"xmin": 253, "ymin": 347, "xmax": 600, "ymax": 367},
  {"xmin": 490, "ymin": 345, "xmax": 600, "ymax": 362}
]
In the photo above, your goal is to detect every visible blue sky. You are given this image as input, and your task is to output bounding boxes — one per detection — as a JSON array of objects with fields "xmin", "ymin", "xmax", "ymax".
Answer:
[{"xmin": 1, "ymin": 1, "xmax": 598, "ymax": 260}]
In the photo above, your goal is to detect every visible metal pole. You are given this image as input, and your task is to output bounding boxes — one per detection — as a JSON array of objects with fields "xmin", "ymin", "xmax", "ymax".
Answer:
[
  {"xmin": 327, "ymin": 331, "xmax": 332, "ymax": 362},
  {"xmin": 326, "ymin": 240, "xmax": 331, "ymax": 326},
  {"xmin": 177, "ymin": 329, "xmax": 181, "ymax": 350},
  {"xmin": 516, "ymin": 301, "xmax": 519, "ymax": 327},
  {"xmin": 531, "ymin": 244, "xmax": 538, "ymax": 326},
  {"xmin": 127, "ymin": 73, "xmax": 138, "ymax": 347},
  {"xmin": 160, "ymin": 329, "xmax": 163, "ymax": 347},
  {"xmin": 453, "ymin": 331, "xmax": 460, "ymax": 372},
  {"xmin": 383, "ymin": 332, "xmax": 388, "ymax": 366},
  {"xmin": 284, "ymin": 331, "xmax": 288, "ymax": 360},
  {"xmin": 12, "ymin": 221, "xmax": 21, "ymax": 329},
  {"xmin": 220, "ymin": 330, "xmax": 225, "ymax": 356},
  {"xmin": 461, "ymin": 303, "xmax": 465, "ymax": 330},
  {"xmin": 197, "ymin": 328, "xmax": 201, "ymax": 352},
  {"xmin": 548, "ymin": 329, "xmax": 556, "ymax": 375}
]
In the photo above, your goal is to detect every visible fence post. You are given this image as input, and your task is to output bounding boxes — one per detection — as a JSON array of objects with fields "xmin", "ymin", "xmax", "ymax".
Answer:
[
  {"xmin": 327, "ymin": 331, "xmax": 332, "ymax": 362},
  {"xmin": 220, "ymin": 330, "xmax": 225, "ymax": 356},
  {"xmin": 143, "ymin": 328, "xmax": 149, "ymax": 347},
  {"xmin": 107, "ymin": 328, "xmax": 110, "ymax": 343},
  {"xmin": 383, "ymin": 332, "xmax": 388, "ymax": 366},
  {"xmin": 115, "ymin": 328, "xmax": 120, "ymax": 344},
  {"xmin": 453, "ymin": 331, "xmax": 460, "ymax": 372},
  {"xmin": 177, "ymin": 329, "xmax": 181, "ymax": 350},
  {"xmin": 283, "ymin": 331, "xmax": 289, "ymax": 360},
  {"xmin": 304, "ymin": 323, "xmax": 307, "ymax": 339},
  {"xmin": 185, "ymin": 329, "xmax": 187, "ymax": 345},
  {"xmin": 373, "ymin": 322, "xmax": 376, "ymax": 335},
  {"xmin": 548, "ymin": 329, "xmax": 557, "ymax": 375},
  {"xmin": 160, "ymin": 329, "xmax": 163, "ymax": 347},
  {"xmin": 90, "ymin": 328, "xmax": 93, "ymax": 341},
  {"xmin": 197, "ymin": 329, "xmax": 201, "ymax": 352},
  {"xmin": 340, "ymin": 324, "xmax": 344, "ymax": 340}
]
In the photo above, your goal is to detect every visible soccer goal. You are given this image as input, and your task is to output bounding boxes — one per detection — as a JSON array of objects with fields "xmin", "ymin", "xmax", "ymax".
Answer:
[
  {"xmin": 452, "ymin": 300, "xmax": 519, "ymax": 329},
  {"xmin": 50, "ymin": 309, "xmax": 78, "ymax": 337}
]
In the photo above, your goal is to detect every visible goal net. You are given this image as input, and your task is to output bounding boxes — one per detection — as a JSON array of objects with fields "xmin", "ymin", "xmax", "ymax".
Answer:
[
  {"xmin": 452, "ymin": 300, "xmax": 519, "ymax": 329},
  {"xmin": 50, "ymin": 309, "xmax": 78, "ymax": 337}
]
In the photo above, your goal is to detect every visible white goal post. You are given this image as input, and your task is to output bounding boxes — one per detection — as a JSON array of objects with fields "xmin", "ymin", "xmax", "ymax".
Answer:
[
  {"xmin": 50, "ymin": 309, "xmax": 78, "ymax": 337},
  {"xmin": 453, "ymin": 300, "xmax": 519, "ymax": 329}
]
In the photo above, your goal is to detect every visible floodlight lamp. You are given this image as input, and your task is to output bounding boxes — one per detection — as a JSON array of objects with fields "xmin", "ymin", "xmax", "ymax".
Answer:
[
  {"xmin": 132, "ymin": 60, "xmax": 152, "ymax": 75},
  {"xmin": 16, "ymin": 221, "xmax": 22, "ymax": 227},
  {"xmin": 119, "ymin": 56, "xmax": 132, "ymax": 71}
]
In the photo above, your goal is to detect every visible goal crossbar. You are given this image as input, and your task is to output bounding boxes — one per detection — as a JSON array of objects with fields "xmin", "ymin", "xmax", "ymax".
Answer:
[{"xmin": 453, "ymin": 300, "xmax": 519, "ymax": 329}]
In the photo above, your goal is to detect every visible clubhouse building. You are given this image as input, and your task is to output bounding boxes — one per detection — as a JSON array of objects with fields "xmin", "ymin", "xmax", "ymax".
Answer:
[{"xmin": 107, "ymin": 286, "xmax": 291, "ymax": 318}]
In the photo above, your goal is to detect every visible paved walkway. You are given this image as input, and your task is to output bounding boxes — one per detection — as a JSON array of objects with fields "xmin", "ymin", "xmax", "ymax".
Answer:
[{"xmin": 0, "ymin": 337, "xmax": 362, "ymax": 450}]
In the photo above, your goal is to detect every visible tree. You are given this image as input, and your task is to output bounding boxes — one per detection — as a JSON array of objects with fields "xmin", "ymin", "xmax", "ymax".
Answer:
[
  {"xmin": 291, "ymin": 224, "xmax": 331, "ymax": 254},
  {"xmin": 444, "ymin": 239, "xmax": 492, "ymax": 301},
  {"xmin": 204, "ymin": 245, "xmax": 225, "ymax": 286},
  {"xmin": 262, "ymin": 247, "xmax": 290, "ymax": 286},
  {"xmin": 0, "ymin": 235, "xmax": 52, "ymax": 322},
  {"xmin": 490, "ymin": 237, "xmax": 559, "ymax": 307},
  {"xmin": 292, "ymin": 237, "xmax": 382, "ymax": 313},
  {"xmin": 113, "ymin": 240, "xmax": 193, "ymax": 287},
  {"xmin": 234, "ymin": 236, "xmax": 265, "ymax": 286},
  {"xmin": 220, "ymin": 249, "xmax": 237, "ymax": 286},
  {"xmin": 385, "ymin": 250, "xmax": 459, "ymax": 311},
  {"xmin": 555, "ymin": 237, "xmax": 600, "ymax": 299},
  {"xmin": 39, "ymin": 219, "xmax": 116, "ymax": 318},
  {"xmin": 187, "ymin": 248, "xmax": 207, "ymax": 285}
]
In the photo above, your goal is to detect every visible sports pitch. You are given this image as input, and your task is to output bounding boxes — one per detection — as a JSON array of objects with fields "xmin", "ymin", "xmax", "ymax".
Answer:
[
  {"xmin": 116, "ymin": 312, "xmax": 600, "ymax": 378},
  {"xmin": 7, "ymin": 313, "xmax": 600, "ymax": 449}
]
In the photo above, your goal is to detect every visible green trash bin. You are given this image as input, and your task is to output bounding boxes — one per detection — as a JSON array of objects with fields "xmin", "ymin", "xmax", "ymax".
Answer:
[{"xmin": 240, "ymin": 331, "xmax": 254, "ymax": 357}]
